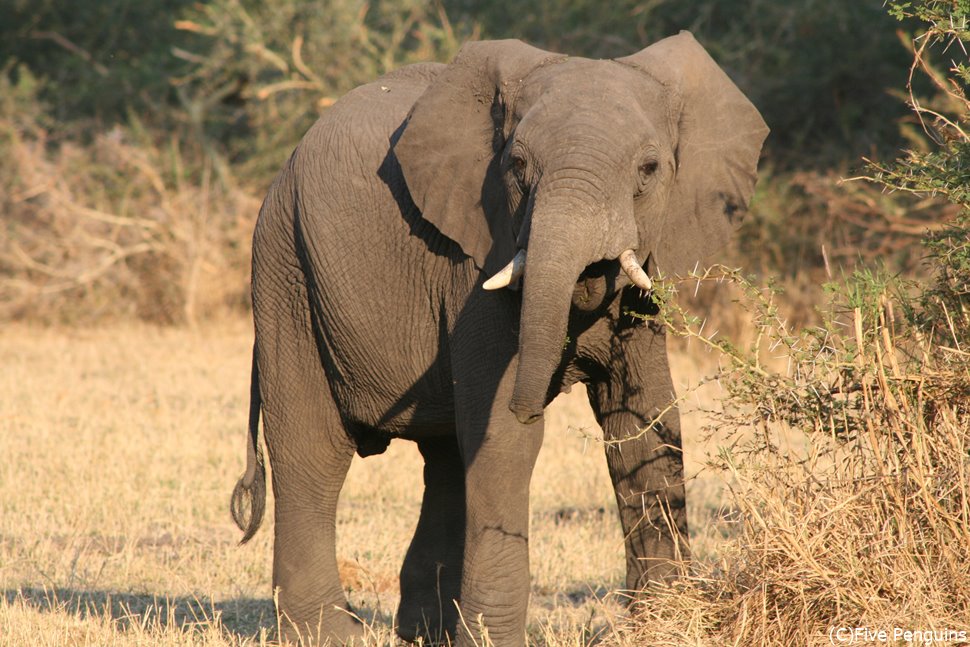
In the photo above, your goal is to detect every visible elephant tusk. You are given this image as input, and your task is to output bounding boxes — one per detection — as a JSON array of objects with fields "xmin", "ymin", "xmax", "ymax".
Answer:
[
  {"xmin": 483, "ymin": 249, "xmax": 527, "ymax": 290},
  {"xmin": 619, "ymin": 249, "xmax": 652, "ymax": 292}
]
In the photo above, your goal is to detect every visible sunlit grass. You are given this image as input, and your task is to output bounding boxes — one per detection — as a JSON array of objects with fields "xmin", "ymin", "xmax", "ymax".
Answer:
[{"xmin": 0, "ymin": 320, "xmax": 728, "ymax": 645}]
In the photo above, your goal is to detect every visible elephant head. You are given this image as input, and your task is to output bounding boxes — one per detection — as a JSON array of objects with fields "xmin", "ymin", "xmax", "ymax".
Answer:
[{"xmin": 395, "ymin": 32, "xmax": 768, "ymax": 424}]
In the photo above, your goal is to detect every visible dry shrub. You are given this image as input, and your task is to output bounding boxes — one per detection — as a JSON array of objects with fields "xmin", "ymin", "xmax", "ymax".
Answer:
[
  {"xmin": 678, "ymin": 163, "xmax": 958, "ymax": 358},
  {"xmin": 0, "ymin": 97, "xmax": 258, "ymax": 325},
  {"xmin": 789, "ymin": 171, "xmax": 959, "ymax": 269},
  {"xmin": 751, "ymin": 170, "xmax": 955, "ymax": 276},
  {"xmin": 626, "ymin": 251, "xmax": 970, "ymax": 644}
]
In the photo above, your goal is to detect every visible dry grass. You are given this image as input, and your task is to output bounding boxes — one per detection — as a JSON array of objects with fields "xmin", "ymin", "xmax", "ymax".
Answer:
[
  {"xmin": 0, "ymin": 321, "xmax": 272, "ymax": 645},
  {"xmin": 0, "ymin": 319, "xmax": 731, "ymax": 646}
]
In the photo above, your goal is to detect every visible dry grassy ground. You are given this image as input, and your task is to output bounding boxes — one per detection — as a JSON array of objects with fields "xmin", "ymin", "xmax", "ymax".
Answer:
[{"xmin": 0, "ymin": 320, "xmax": 728, "ymax": 646}]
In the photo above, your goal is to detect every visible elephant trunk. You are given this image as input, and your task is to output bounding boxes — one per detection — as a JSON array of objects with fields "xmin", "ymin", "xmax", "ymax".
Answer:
[{"xmin": 508, "ymin": 190, "xmax": 638, "ymax": 424}]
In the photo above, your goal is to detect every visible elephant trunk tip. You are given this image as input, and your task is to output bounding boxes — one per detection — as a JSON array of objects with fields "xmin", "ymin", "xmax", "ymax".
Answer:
[{"xmin": 509, "ymin": 400, "xmax": 543, "ymax": 426}]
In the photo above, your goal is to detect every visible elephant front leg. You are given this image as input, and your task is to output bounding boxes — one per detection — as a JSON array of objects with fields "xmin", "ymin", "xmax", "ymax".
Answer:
[
  {"xmin": 397, "ymin": 436, "xmax": 466, "ymax": 643},
  {"xmin": 603, "ymin": 413, "xmax": 689, "ymax": 590},
  {"xmin": 588, "ymin": 331, "xmax": 690, "ymax": 591}
]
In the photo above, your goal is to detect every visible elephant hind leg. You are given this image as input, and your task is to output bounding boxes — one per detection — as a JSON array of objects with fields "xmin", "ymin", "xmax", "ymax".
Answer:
[
  {"xmin": 254, "ymin": 296, "xmax": 362, "ymax": 643},
  {"xmin": 264, "ymin": 412, "xmax": 360, "ymax": 644},
  {"xmin": 397, "ymin": 436, "xmax": 466, "ymax": 644}
]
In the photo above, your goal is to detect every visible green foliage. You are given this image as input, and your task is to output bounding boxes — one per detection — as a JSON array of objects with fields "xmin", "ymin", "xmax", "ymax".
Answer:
[
  {"xmin": 869, "ymin": 0, "xmax": 970, "ymax": 348},
  {"xmin": 0, "ymin": 0, "xmax": 200, "ymax": 126},
  {"xmin": 913, "ymin": 212, "xmax": 970, "ymax": 349},
  {"xmin": 824, "ymin": 265, "xmax": 899, "ymax": 317},
  {"xmin": 872, "ymin": 144, "xmax": 970, "ymax": 204},
  {"xmin": 888, "ymin": 0, "xmax": 970, "ymax": 24},
  {"xmin": 0, "ymin": 62, "xmax": 48, "ymax": 137}
]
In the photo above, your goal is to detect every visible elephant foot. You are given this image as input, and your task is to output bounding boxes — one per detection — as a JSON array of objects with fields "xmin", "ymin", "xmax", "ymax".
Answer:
[
  {"xmin": 277, "ymin": 603, "xmax": 364, "ymax": 646},
  {"xmin": 396, "ymin": 596, "xmax": 457, "ymax": 645}
]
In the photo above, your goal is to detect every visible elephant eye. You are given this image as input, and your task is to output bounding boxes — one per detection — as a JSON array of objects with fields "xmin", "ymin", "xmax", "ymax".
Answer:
[
  {"xmin": 636, "ymin": 158, "xmax": 660, "ymax": 196},
  {"xmin": 509, "ymin": 154, "xmax": 528, "ymax": 188},
  {"xmin": 639, "ymin": 159, "xmax": 659, "ymax": 181}
]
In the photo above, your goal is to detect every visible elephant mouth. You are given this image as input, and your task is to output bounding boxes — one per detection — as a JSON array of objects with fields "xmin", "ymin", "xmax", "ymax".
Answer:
[
  {"xmin": 571, "ymin": 259, "xmax": 620, "ymax": 312},
  {"xmin": 577, "ymin": 259, "xmax": 616, "ymax": 282}
]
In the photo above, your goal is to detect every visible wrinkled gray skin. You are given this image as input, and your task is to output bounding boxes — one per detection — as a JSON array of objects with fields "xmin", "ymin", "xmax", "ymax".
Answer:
[{"xmin": 231, "ymin": 32, "xmax": 767, "ymax": 646}]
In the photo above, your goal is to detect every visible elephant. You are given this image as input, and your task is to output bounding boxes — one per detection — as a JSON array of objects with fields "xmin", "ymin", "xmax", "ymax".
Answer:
[{"xmin": 230, "ymin": 31, "xmax": 767, "ymax": 646}]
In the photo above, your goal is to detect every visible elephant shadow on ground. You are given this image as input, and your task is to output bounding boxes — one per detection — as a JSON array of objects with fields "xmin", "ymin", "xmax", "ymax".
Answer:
[
  {"xmin": 5, "ymin": 585, "xmax": 619, "ymax": 640},
  {"xmin": 4, "ymin": 587, "xmax": 274, "ymax": 638},
  {"xmin": 5, "ymin": 586, "xmax": 394, "ymax": 639}
]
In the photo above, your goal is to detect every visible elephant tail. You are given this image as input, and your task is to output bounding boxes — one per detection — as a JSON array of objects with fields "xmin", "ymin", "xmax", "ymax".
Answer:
[{"xmin": 231, "ymin": 344, "xmax": 266, "ymax": 544}]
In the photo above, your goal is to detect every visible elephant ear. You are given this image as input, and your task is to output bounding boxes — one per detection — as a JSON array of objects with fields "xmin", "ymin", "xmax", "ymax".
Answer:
[
  {"xmin": 394, "ymin": 40, "xmax": 564, "ymax": 273},
  {"xmin": 619, "ymin": 31, "xmax": 769, "ymax": 278}
]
